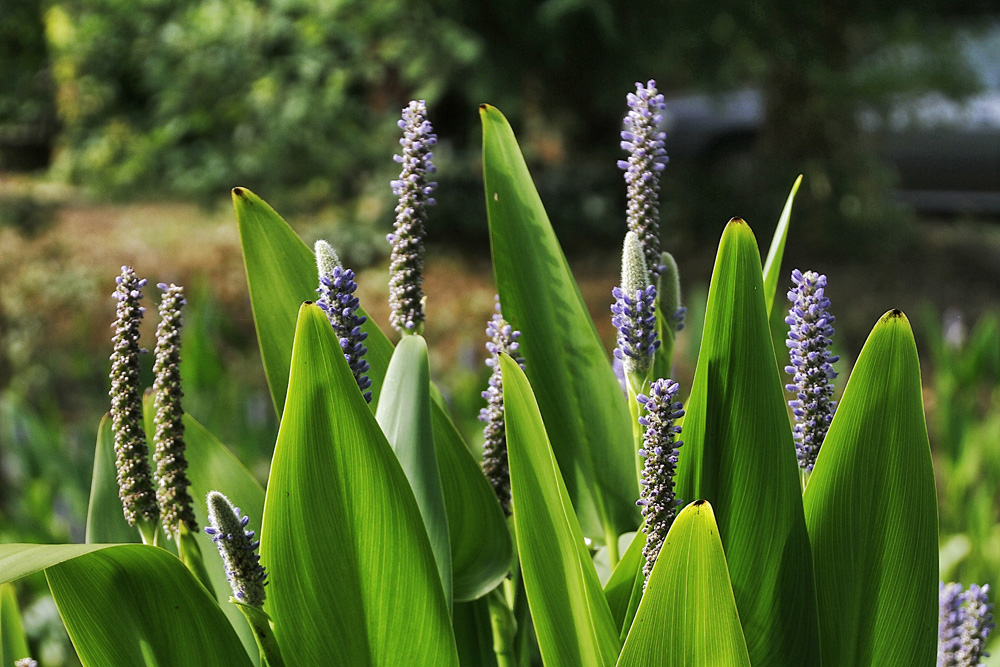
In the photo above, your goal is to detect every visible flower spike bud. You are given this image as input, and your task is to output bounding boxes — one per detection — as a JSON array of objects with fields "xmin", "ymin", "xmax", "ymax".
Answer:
[
  {"xmin": 635, "ymin": 378, "xmax": 684, "ymax": 585},
  {"xmin": 15, "ymin": 659, "xmax": 38, "ymax": 667},
  {"xmin": 205, "ymin": 491, "xmax": 268, "ymax": 607},
  {"xmin": 479, "ymin": 296, "xmax": 525, "ymax": 515},
  {"xmin": 388, "ymin": 99, "xmax": 437, "ymax": 335},
  {"xmin": 315, "ymin": 240, "xmax": 372, "ymax": 402},
  {"xmin": 784, "ymin": 269, "xmax": 839, "ymax": 472},
  {"xmin": 612, "ymin": 231, "xmax": 660, "ymax": 392},
  {"xmin": 109, "ymin": 266, "xmax": 159, "ymax": 529},
  {"xmin": 152, "ymin": 283, "xmax": 197, "ymax": 536},
  {"xmin": 658, "ymin": 251, "xmax": 686, "ymax": 333},
  {"xmin": 938, "ymin": 581, "xmax": 995, "ymax": 666},
  {"xmin": 618, "ymin": 79, "xmax": 668, "ymax": 281}
]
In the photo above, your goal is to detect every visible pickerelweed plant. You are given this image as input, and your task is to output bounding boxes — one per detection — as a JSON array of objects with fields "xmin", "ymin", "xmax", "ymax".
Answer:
[{"xmin": 0, "ymin": 87, "xmax": 988, "ymax": 667}]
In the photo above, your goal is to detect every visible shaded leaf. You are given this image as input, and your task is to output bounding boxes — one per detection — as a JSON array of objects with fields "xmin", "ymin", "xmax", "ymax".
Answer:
[
  {"xmin": 85, "ymin": 414, "xmax": 139, "ymax": 544},
  {"xmin": 803, "ymin": 310, "xmax": 937, "ymax": 665},
  {"xmin": 46, "ymin": 544, "xmax": 251, "ymax": 667},
  {"xmin": 376, "ymin": 335, "xmax": 452, "ymax": 608}
]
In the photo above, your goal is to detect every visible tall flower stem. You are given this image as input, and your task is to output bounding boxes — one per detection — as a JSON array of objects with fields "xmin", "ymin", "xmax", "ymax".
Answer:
[
  {"xmin": 488, "ymin": 587, "xmax": 517, "ymax": 667},
  {"xmin": 236, "ymin": 603, "xmax": 286, "ymax": 667}
]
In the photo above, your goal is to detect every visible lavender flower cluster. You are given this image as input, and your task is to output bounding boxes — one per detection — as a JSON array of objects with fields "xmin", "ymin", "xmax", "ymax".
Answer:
[
  {"xmin": 109, "ymin": 266, "xmax": 159, "ymax": 527},
  {"xmin": 205, "ymin": 491, "xmax": 268, "ymax": 608},
  {"xmin": 388, "ymin": 100, "xmax": 437, "ymax": 334},
  {"xmin": 618, "ymin": 79, "xmax": 668, "ymax": 280},
  {"xmin": 939, "ymin": 582, "xmax": 995, "ymax": 666},
  {"xmin": 784, "ymin": 269, "xmax": 839, "ymax": 472},
  {"xmin": 636, "ymin": 378, "xmax": 684, "ymax": 584},
  {"xmin": 315, "ymin": 240, "xmax": 372, "ymax": 403},
  {"xmin": 479, "ymin": 297, "xmax": 525, "ymax": 516},
  {"xmin": 152, "ymin": 283, "xmax": 198, "ymax": 534},
  {"xmin": 612, "ymin": 232, "xmax": 660, "ymax": 387}
]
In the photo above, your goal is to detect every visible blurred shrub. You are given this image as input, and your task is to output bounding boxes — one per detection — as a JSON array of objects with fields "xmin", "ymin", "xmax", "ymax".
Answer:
[{"xmin": 0, "ymin": 0, "xmax": 56, "ymax": 170}]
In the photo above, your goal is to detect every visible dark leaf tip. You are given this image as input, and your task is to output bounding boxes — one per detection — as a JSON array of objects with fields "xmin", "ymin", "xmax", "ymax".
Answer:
[
  {"xmin": 232, "ymin": 187, "xmax": 246, "ymax": 198},
  {"xmin": 728, "ymin": 217, "xmax": 747, "ymax": 225},
  {"xmin": 692, "ymin": 499, "xmax": 707, "ymax": 506}
]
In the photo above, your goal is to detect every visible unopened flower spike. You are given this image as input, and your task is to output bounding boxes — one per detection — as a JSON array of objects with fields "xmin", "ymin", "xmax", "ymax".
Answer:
[
  {"xmin": 479, "ymin": 295, "xmax": 525, "ymax": 515},
  {"xmin": 938, "ymin": 581, "xmax": 995, "ymax": 666},
  {"xmin": 109, "ymin": 266, "xmax": 159, "ymax": 530},
  {"xmin": 612, "ymin": 231, "xmax": 660, "ymax": 392},
  {"xmin": 618, "ymin": 79, "xmax": 669, "ymax": 281},
  {"xmin": 388, "ymin": 99, "xmax": 437, "ymax": 335},
  {"xmin": 205, "ymin": 491, "xmax": 268, "ymax": 608},
  {"xmin": 784, "ymin": 269, "xmax": 839, "ymax": 472},
  {"xmin": 315, "ymin": 240, "xmax": 372, "ymax": 402},
  {"xmin": 152, "ymin": 283, "xmax": 197, "ymax": 536},
  {"xmin": 636, "ymin": 378, "xmax": 684, "ymax": 585},
  {"xmin": 15, "ymin": 658, "xmax": 38, "ymax": 667},
  {"xmin": 659, "ymin": 251, "xmax": 686, "ymax": 332}
]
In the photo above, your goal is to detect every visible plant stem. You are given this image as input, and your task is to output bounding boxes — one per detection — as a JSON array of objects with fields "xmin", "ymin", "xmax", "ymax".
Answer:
[
  {"xmin": 488, "ymin": 587, "xmax": 517, "ymax": 667},
  {"xmin": 177, "ymin": 522, "xmax": 215, "ymax": 597},
  {"xmin": 236, "ymin": 602, "xmax": 286, "ymax": 667},
  {"xmin": 137, "ymin": 518, "xmax": 157, "ymax": 546}
]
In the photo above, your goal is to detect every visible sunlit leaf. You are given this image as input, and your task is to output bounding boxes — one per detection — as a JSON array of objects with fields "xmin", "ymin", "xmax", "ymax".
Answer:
[
  {"xmin": 259, "ymin": 304, "xmax": 458, "ymax": 666},
  {"xmin": 0, "ymin": 583, "xmax": 30, "ymax": 667},
  {"xmin": 617, "ymin": 501, "xmax": 750, "ymax": 667},
  {"xmin": 762, "ymin": 174, "xmax": 802, "ymax": 317},
  {"xmin": 674, "ymin": 218, "xmax": 819, "ymax": 665},
  {"xmin": 482, "ymin": 105, "xmax": 638, "ymax": 543},
  {"xmin": 501, "ymin": 353, "xmax": 621, "ymax": 667},
  {"xmin": 85, "ymin": 414, "xmax": 139, "ymax": 544},
  {"xmin": 804, "ymin": 310, "xmax": 937, "ymax": 665}
]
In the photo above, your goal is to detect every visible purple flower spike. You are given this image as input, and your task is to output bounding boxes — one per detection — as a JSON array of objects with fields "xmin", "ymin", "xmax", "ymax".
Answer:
[
  {"xmin": 784, "ymin": 269, "xmax": 839, "ymax": 472},
  {"xmin": 479, "ymin": 296, "xmax": 525, "ymax": 516},
  {"xmin": 109, "ymin": 266, "xmax": 159, "ymax": 527},
  {"xmin": 205, "ymin": 491, "xmax": 268, "ymax": 608},
  {"xmin": 938, "ymin": 581, "xmax": 995, "ymax": 665},
  {"xmin": 388, "ymin": 100, "xmax": 437, "ymax": 335},
  {"xmin": 612, "ymin": 232, "xmax": 660, "ymax": 390},
  {"xmin": 152, "ymin": 283, "xmax": 197, "ymax": 535},
  {"xmin": 316, "ymin": 240, "xmax": 372, "ymax": 402},
  {"xmin": 636, "ymin": 378, "xmax": 684, "ymax": 584},
  {"xmin": 619, "ymin": 79, "xmax": 668, "ymax": 281}
]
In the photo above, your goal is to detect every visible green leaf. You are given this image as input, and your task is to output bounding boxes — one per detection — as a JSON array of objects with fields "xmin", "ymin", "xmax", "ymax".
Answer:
[
  {"xmin": 501, "ymin": 354, "xmax": 621, "ymax": 667},
  {"xmin": 1, "ymin": 583, "xmax": 30, "ymax": 667},
  {"xmin": 375, "ymin": 335, "xmax": 452, "ymax": 608},
  {"xmin": 481, "ymin": 105, "xmax": 638, "ymax": 542},
  {"xmin": 453, "ymin": 598, "xmax": 499, "ymax": 667},
  {"xmin": 86, "ymin": 414, "xmax": 140, "ymax": 544},
  {"xmin": 674, "ymin": 218, "xmax": 820, "ymax": 666},
  {"xmin": 762, "ymin": 174, "xmax": 802, "ymax": 317},
  {"xmin": 431, "ymin": 387, "xmax": 513, "ymax": 601},
  {"xmin": 46, "ymin": 544, "xmax": 252, "ymax": 667},
  {"xmin": 604, "ymin": 529, "xmax": 643, "ymax": 639},
  {"xmin": 232, "ymin": 187, "xmax": 393, "ymax": 414},
  {"xmin": 234, "ymin": 187, "xmax": 511, "ymax": 600},
  {"xmin": 803, "ymin": 310, "xmax": 937, "ymax": 665},
  {"xmin": 260, "ymin": 304, "xmax": 458, "ymax": 666},
  {"xmin": 617, "ymin": 501, "xmax": 750, "ymax": 667}
]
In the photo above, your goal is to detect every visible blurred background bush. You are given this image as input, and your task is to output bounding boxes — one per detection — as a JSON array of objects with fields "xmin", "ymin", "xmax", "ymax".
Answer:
[{"xmin": 1, "ymin": 0, "xmax": 999, "ymax": 663}]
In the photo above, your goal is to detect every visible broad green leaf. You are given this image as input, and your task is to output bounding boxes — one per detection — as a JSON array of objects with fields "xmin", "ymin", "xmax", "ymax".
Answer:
[
  {"xmin": 803, "ymin": 310, "xmax": 937, "ymax": 665},
  {"xmin": 46, "ymin": 544, "xmax": 251, "ymax": 667},
  {"xmin": 234, "ymin": 187, "xmax": 510, "ymax": 599},
  {"xmin": 762, "ymin": 174, "xmax": 802, "ymax": 317},
  {"xmin": 1, "ymin": 583, "xmax": 30, "ymax": 667},
  {"xmin": 86, "ymin": 414, "xmax": 140, "ymax": 544},
  {"xmin": 674, "ymin": 218, "xmax": 819, "ymax": 666},
  {"xmin": 604, "ymin": 528, "xmax": 643, "ymax": 638},
  {"xmin": 0, "ymin": 544, "xmax": 113, "ymax": 585},
  {"xmin": 482, "ymin": 105, "xmax": 638, "ymax": 542},
  {"xmin": 501, "ymin": 354, "xmax": 621, "ymax": 667},
  {"xmin": 232, "ymin": 186, "xmax": 393, "ymax": 413},
  {"xmin": 376, "ymin": 335, "xmax": 452, "ymax": 608},
  {"xmin": 617, "ymin": 501, "xmax": 750, "ymax": 667},
  {"xmin": 431, "ymin": 388, "xmax": 512, "ymax": 601},
  {"xmin": 260, "ymin": 304, "xmax": 457, "ymax": 666}
]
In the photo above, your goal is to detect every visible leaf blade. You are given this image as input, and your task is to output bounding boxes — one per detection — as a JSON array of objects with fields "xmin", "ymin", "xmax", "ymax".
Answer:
[
  {"xmin": 502, "ymin": 354, "xmax": 621, "ymax": 667},
  {"xmin": 803, "ymin": 310, "xmax": 937, "ymax": 665}
]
